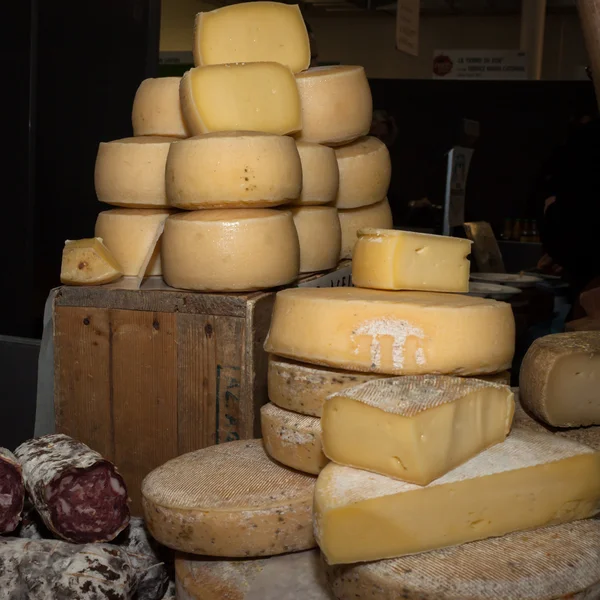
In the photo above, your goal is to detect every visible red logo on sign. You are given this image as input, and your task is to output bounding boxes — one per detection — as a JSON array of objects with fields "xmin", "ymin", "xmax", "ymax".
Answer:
[{"xmin": 433, "ymin": 54, "xmax": 453, "ymax": 77}]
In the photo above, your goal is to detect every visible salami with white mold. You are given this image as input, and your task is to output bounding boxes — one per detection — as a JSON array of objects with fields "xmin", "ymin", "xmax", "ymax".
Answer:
[
  {"xmin": 14, "ymin": 434, "xmax": 130, "ymax": 543},
  {"xmin": 0, "ymin": 448, "xmax": 24, "ymax": 534}
]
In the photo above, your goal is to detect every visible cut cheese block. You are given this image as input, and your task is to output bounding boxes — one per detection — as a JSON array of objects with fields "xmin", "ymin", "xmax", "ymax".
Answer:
[
  {"xmin": 141, "ymin": 439, "xmax": 316, "ymax": 556},
  {"xmin": 314, "ymin": 428, "xmax": 600, "ymax": 564},
  {"xmin": 180, "ymin": 63, "xmax": 301, "ymax": 136},
  {"xmin": 161, "ymin": 209, "xmax": 299, "ymax": 292},
  {"xmin": 291, "ymin": 206, "xmax": 341, "ymax": 274},
  {"xmin": 60, "ymin": 238, "xmax": 123, "ymax": 286},
  {"xmin": 352, "ymin": 229, "xmax": 472, "ymax": 292},
  {"xmin": 94, "ymin": 209, "xmax": 172, "ymax": 278},
  {"xmin": 166, "ymin": 132, "xmax": 301, "ymax": 209},
  {"xmin": 520, "ymin": 332, "xmax": 600, "ymax": 427},
  {"xmin": 325, "ymin": 519, "xmax": 600, "ymax": 600},
  {"xmin": 295, "ymin": 66, "xmax": 372, "ymax": 146},
  {"xmin": 321, "ymin": 375, "xmax": 514, "ymax": 485},
  {"xmin": 477, "ymin": 370, "xmax": 511, "ymax": 385},
  {"xmin": 294, "ymin": 142, "xmax": 339, "ymax": 206},
  {"xmin": 264, "ymin": 287, "xmax": 515, "ymax": 376},
  {"xmin": 334, "ymin": 137, "xmax": 391, "ymax": 209},
  {"xmin": 132, "ymin": 78, "xmax": 189, "ymax": 138},
  {"xmin": 260, "ymin": 403, "xmax": 327, "ymax": 475},
  {"xmin": 339, "ymin": 199, "xmax": 393, "ymax": 260},
  {"xmin": 176, "ymin": 550, "xmax": 330, "ymax": 600},
  {"xmin": 193, "ymin": 2, "xmax": 310, "ymax": 74},
  {"xmin": 94, "ymin": 137, "xmax": 175, "ymax": 208}
]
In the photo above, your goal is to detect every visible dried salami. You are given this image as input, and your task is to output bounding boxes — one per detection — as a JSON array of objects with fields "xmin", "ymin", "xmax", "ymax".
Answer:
[
  {"xmin": 0, "ymin": 537, "xmax": 137, "ymax": 600},
  {"xmin": 14, "ymin": 434, "xmax": 130, "ymax": 543},
  {"xmin": 0, "ymin": 448, "xmax": 24, "ymax": 534}
]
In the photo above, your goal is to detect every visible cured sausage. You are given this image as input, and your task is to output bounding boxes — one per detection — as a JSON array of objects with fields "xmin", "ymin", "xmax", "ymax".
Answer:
[
  {"xmin": 0, "ymin": 448, "xmax": 24, "ymax": 534},
  {"xmin": 14, "ymin": 434, "xmax": 130, "ymax": 543}
]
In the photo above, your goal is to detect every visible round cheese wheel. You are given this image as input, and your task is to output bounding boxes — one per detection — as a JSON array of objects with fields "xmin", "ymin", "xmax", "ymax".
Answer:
[
  {"xmin": 294, "ymin": 142, "xmax": 339, "ymax": 205},
  {"xmin": 295, "ymin": 66, "xmax": 372, "ymax": 146},
  {"xmin": 161, "ymin": 209, "xmax": 300, "ymax": 291},
  {"xmin": 166, "ymin": 132, "xmax": 302, "ymax": 209},
  {"xmin": 290, "ymin": 206, "xmax": 341, "ymax": 274},
  {"xmin": 338, "ymin": 198, "xmax": 393, "ymax": 259},
  {"xmin": 334, "ymin": 137, "xmax": 391, "ymax": 209},
  {"xmin": 94, "ymin": 137, "xmax": 175, "ymax": 208},
  {"xmin": 132, "ymin": 77, "xmax": 189, "ymax": 138}
]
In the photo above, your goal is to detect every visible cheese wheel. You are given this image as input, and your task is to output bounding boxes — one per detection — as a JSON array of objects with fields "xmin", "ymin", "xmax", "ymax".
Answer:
[
  {"xmin": 180, "ymin": 63, "xmax": 301, "ymax": 136},
  {"xmin": 60, "ymin": 238, "xmax": 123, "ymax": 286},
  {"xmin": 166, "ymin": 133, "xmax": 302, "ymax": 209},
  {"xmin": 95, "ymin": 209, "xmax": 172, "ymax": 278},
  {"xmin": 141, "ymin": 439, "xmax": 316, "ymax": 556},
  {"xmin": 294, "ymin": 142, "xmax": 339, "ymax": 206},
  {"xmin": 295, "ymin": 66, "xmax": 372, "ymax": 146},
  {"xmin": 334, "ymin": 137, "xmax": 391, "ymax": 209},
  {"xmin": 264, "ymin": 287, "xmax": 516, "ymax": 376},
  {"xmin": 290, "ymin": 206, "xmax": 341, "ymax": 274},
  {"xmin": 478, "ymin": 370, "xmax": 511, "ymax": 385},
  {"xmin": 94, "ymin": 137, "xmax": 174, "ymax": 208},
  {"xmin": 326, "ymin": 520, "xmax": 600, "ymax": 600},
  {"xmin": 339, "ymin": 198, "xmax": 393, "ymax": 259},
  {"xmin": 132, "ymin": 78, "xmax": 189, "ymax": 138},
  {"xmin": 161, "ymin": 209, "xmax": 300, "ymax": 292},
  {"xmin": 260, "ymin": 403, "xmax": 327, "ymax": 475}
]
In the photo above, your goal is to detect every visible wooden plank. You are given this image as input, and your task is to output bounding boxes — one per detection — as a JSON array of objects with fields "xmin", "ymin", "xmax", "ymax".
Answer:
[
  {"xmin": 54, "ymin": 306, "xmax": 113, "ymax": 460},
  {"xmin": 110, "ymin": 309, "xmax": 178, "ymax": 515}
]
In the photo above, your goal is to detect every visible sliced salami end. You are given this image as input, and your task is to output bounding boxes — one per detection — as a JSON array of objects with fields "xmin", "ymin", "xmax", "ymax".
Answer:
[{"xmin": 0, "ymin": 448, "xmax": 24, "ymax": 534}]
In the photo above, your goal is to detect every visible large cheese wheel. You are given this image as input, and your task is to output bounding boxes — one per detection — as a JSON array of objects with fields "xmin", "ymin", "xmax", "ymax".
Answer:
[
  {"xmin": 95, "ymin": 209, "xmax": 172, "ymax": 277},
  {"xmin": 294, "ymin": 142, "xmax": 339, "ymax": 206},
  {"xmin": 166, "ymin": 133, "xmax": 301, "ymax": 209},
  {"xmin": 132, "ymin": 78, "xmax": 189, "ymax": 138},
  {"xmin": 161, "ymin": 209, "xmax": 300, "ymax": 291},
  {"xmin": 339, "ymin": 198, "xmax": 393, "ymax": 259},
  {"xmin": 94, "ymin": 137, "xmax": 175, "ymax": 208},
  {"xmin": 295, "ymin": 66, "xmax": 372, "ymax": 146},
  {"xmin": 290, "ymin": 206, "xmax": 341, "ymax": 274},
  {"xmin": 141, "ymin": 439, "xmax": 316, "ymax": 556},
  {"xmin": 334, "ymin": 137, "xmax": 391, "ymax": 209}
]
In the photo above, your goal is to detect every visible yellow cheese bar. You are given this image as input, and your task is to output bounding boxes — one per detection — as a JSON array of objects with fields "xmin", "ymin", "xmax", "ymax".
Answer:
[
  {"xmin": 352, "ymin": 229, "xmax": 472, "ymax": 292},
  {"xmin": 314, "ymin": 429, "xmax": 600, "ymax": 564},
  {"xmin": 60, "ymin": 238, "xmax": 123, "ymax": 286},
  {"xmin": 321, "ymin": 376, "xmax": 514, "ymax": 485}
]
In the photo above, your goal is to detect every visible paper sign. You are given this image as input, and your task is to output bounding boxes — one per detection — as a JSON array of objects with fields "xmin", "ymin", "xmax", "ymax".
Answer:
[
  {"xmin": 396, "ymin": 0, "xmax": 420, "ymax": 57},
  {"xmin": 443, "ymin": 146, "xmax": 474, "ymax": 235},
  {"xmin": 433, "ymin": 50, "xmax": 527, "ymax": 80}
]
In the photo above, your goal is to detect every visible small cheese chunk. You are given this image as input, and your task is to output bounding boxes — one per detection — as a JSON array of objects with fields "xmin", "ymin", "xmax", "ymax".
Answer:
[
  {"xmin": 339, "ymin": 199, "xmax": 393, "ymax": 260},
  {"xmin": 334, "ymin": 137, "xmax": 391, "ymax": 209},
  {"xmin": 326, "ymin": 520, "xmax": 600, "ymax": 600},
  {"xmin": 193, "ymin": 2, "xmax": 310, "ymax": 73},
  {"xmin": 166, "ymin": 132, "xmax": 302, "ymax": 209},
  {"xmin": 314, "ymin": 429, "xmax": 600, "ymax": 564},
  {"xmin": 132, "ymin": 77, "xmax": 189, "ymax": 138},
  {"xmin": 180, "ymin": 63, "xmax": 301, "ymax": 136},
  {"xmin": 142, "ymin": 439, "xmax": 316, "ymax": 556},
  {"xmin": 60, "ymin": 238, "xmax": 123, "ymax": 286},
  {"xmin": 294, "ymin": 142, "xmax": 339, "ymax": 206},
  {"xmin": 322, "ymin": 375, "xmax": 514, "ymax": 485},
  {"xmin": 295, "ymin": 66, "xmax": 372, "ymax": 146},
  {"xmin": 520, "ymin": 332, "xmax": 600, "ymax": 427},
  {"xmin": 265, "ymin": 287, "xmax": 515, "ymax": 376},
  {"xmin": 352, "ymin": 229, "xmax": 472, "ymax": 292},
  {"xmin": 291, "ymin": 206, "xmax": 341, "ymax": 274},
  {"xmin": 94, "ymin": 209, "xmax": 172, "ymax": 278},
  {"xmin": 162, "ymin": 209, "xmax": 299, "ymax": 292},
  {"xmin": 94, "ymin": 137, "xmax": 175, "ymax": 208},
  {"xmin": 261, "ymin": 403, "xmax": 327, "ymax": 475}
]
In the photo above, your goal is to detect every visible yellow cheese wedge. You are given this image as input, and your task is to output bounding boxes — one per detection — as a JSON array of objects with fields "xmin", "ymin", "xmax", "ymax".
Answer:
[
  {"xmin": 265, "ymin": 287, "xmax": 515, "ymax": 376},
  {"xmin": 60, "ymin": 238, "xmax": 123, "ymax": 286},
  {"xmin": 352, "ymin": 229, "xmax": 472, "ymax": 292},
  {"xmin": 193, "ymin": 2, "xmax": 310, "ymax": 73},
  {"xmin": 314, "ymin": 429, "xmax": 600, "ymax": 564},
  {"xmin": 180, "ymin": 63, "xmax": 302, "ymax": 136},
  {"xmin": 339, "ymin": 199, "xmax": 393, "ymax": 259},
  {"xmin": 321, "ymin": 375, "xmax": 514, "ymax": 484},
  {"xmin": 294, "ymin": 142, "xmax": 339, "ymax": 206}
]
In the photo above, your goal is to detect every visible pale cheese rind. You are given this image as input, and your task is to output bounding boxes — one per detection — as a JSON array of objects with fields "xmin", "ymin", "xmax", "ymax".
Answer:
[
  {"xmin": 314, "ymin": 428, "xmax": 600, "ymax": 564},
  {"xmin": 339, "ymin": 199, "xmax": 393, "ymax": 259},
  {"xmin": 264, "ymin": 287, "xmax": 516, "ymax": 376},
  {"xmin": 60, "ymin": 238, "xmax": 123, "ymax": 286},
  {"xmin": 294, "ymin": 142, "xmax": 339, "ymax": 206},
  {"xmin": 141, "ymin": 439, "xmax": 316, "ymax": 556}
]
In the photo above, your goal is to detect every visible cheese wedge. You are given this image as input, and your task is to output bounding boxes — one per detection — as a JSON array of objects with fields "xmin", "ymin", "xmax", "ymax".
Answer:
[
  {"xmin": 294, "ymin": 142, "xmax": 339, "ymax": 206},
  {"xmin": 60, "ymin": 238, "xmax": 123, "ymax": 286},
  {"xmin": 338, "ymin": 199, "xmax": 393, "ymax": 259},
  {"xmin": 314, "ymin": 429, "xmax": 600, "ymax": 564}
]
